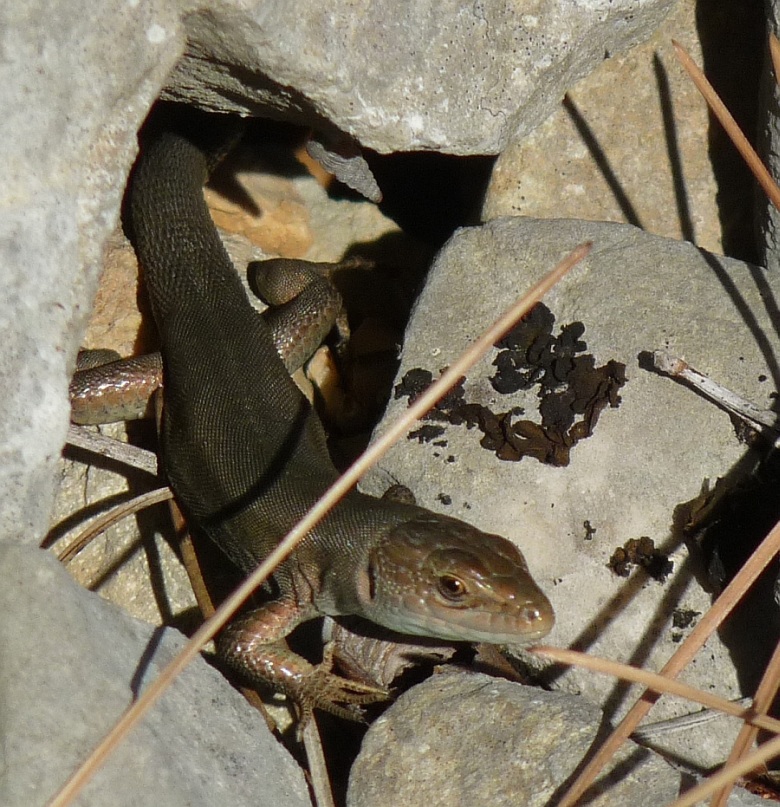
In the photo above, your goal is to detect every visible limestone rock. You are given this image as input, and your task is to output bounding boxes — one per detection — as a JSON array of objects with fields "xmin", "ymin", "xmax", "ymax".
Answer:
[
  {"xmin": 363, "ymin": 216, "xmax": 780, "ymax": 770},
  {"xmin": 0, "ymin": 543, "xmax": 309, "ymax": 807},
  {"xmin": 483, "ymin": 0, "xmax": 723, "ymax": 254},
  {"xmin": 163, "ymin": 0, "xmax": 676, "ymax": 154},
  {"xmin": 0, "ymin": 0, "xmax": 181, "ymax": 545},
  {"xmin": 349, "ymin": 671, "xmax": 768, "ymax": 807},
  {"xmin": 349, "ymin": 671, "xmax": 678, "ymax": 807}
]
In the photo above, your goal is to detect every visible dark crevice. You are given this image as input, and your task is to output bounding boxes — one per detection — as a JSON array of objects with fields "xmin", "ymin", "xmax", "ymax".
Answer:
[{"xmin": 695, "ymin": 0, "xmax": 764, "ymax": 263}]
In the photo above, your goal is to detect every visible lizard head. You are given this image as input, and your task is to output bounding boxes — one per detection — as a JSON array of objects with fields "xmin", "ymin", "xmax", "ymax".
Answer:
[{"xmin": 356, "ymin": 513, "xmax": 554, "ymax": 645}]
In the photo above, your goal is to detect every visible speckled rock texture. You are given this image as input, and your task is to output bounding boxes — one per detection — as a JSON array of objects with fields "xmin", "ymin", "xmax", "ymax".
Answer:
[
  {"xmin": 162, "ymin": 0, "xmax": 676, "ymax": 153},
  {"xmin": 349, "ymin": 672, "xmax": 681, "ymax": 807},
  {"xmin": 349, "ymin": 672, "xmax": 768, "ymax": 807},
  {"xmin": 484, "ymin": 0, "xmax": 724, "ymax": 254}
]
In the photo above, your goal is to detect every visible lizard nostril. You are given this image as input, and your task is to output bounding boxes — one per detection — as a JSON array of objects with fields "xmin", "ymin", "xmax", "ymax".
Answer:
[{"xmin": 521, "ymin": 606, "xmax": 544, "ymax": 624}]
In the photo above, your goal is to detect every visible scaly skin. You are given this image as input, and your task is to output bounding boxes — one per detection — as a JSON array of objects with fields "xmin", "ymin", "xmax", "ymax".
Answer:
[
  {"xmin": 126, "ymin": 104, "xmax": 554, "ymax": 719},
  {"xmin": 69, "ymin": 260, "xmax": 341, "ymax": 424}
]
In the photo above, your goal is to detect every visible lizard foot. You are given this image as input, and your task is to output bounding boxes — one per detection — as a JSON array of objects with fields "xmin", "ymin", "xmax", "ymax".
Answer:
[
  {"xmin": 219, "ymin": 609, "xmax": 390, "ymax": 726},
  {"xmin": 293, "ymin": 656, "xmax": 391, "ymax": 725}
]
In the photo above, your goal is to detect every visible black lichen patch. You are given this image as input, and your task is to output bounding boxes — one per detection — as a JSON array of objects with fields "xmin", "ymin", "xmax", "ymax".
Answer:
[
  {"xmin": 408, "ymin": 424, "xmax": 446, "ymax": 443},
  {"xmin": 608, "ymin": 536, "xmax": 673, "ymax": 582},
  {"xmin": 670, "ymin": 608, "xmax": 701, "ymax": 642},
  {"xmin": 672, "ymin": 608, "xmax": 701, "ymax": 630},
  {"xmin": 394, "ymin": 303, "xmax": 626, "ymax": 466}
]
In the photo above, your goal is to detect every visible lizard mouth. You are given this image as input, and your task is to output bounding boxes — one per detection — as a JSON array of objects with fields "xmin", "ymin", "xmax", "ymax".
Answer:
[{"xmin": 372, "ymin": 593, "xmax": 555, "ymax": 645}]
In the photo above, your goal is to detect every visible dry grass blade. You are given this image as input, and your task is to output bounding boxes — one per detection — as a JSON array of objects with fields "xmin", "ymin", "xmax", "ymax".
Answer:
[
  {"xmin": 667, "ymin": 728, "xmax": 780, "ymax": 807},
  {"xmin": 56, "ymin": 487, "xmax": 173, "ymax": 563},
  {"xmin": 672, "ymin": 40, "xmax": 780, "ymax": 212},
  {"xmin": 303, "ymin": 717, "xmax": 336, "ymax": 807},
  {"xmin": 554, "ymin": 516, "xmax": 780, "ymax": 807},
  {"xmin": 532, "ymin": 646, "xmax": 780, "ymax": 736},
  {"xmin": 673, "ymin": 33, "xmax": 780, "ymax": 807},
  {"xmin": 709, "ymin": 636, "xmax": 780, "ymax": 806},
  {"xmin": 45, "ymin": 241, "xmax": 592, "ymax": 807},
  {"xmin": 770, "ymin": 33, "xmax": 780, "ymax": 86}
]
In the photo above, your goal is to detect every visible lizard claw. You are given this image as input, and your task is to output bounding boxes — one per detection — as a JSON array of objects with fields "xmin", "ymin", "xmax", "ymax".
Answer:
[
  {"xmin": 219, "ymin": 612, "xmax": 390, "ymax": 727},
  {"xmin": 295, "ymin": 667, "xmax": 390, "ymax": 725},
  {"xmin": 295, "ymin": 643, "xmax": 391, "ymax": 725}
]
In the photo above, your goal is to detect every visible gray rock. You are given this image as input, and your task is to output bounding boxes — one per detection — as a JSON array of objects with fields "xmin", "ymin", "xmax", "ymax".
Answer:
[
  {"xmin": 348, "ymin": 671, "xmax": 681, "ymax": 807},
  {"xmin": 0, "ymin": 0, "xmax": 182, "ymax": 546},
  {"xmin": 349, "ymin": 671, "xmax": 770, "ymax": 807},
  {"xmin": 725, "ymin": 785, "xmax": 778, "ymax": 806},
  {"xmin": 362, "ymin": 217, "xmax": 780, "ymax": 770},
  {"xmin": 759, "ymin": 3, "xmax": 780, "ymax": 271},
  {"xmin": 163, "ymin": 0, "xmax": 676, "ymax": 153},
  {"xmin": 0, "ymin": 542, "xmax": 310, "ymax": 807},
  {"xmin": 483, "ymin": 0, "xmax": 723, "ymax": 255}
]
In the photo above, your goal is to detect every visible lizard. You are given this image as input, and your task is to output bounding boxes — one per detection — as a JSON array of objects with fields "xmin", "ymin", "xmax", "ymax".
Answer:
[
  {"xmin": 121, "ymin": 102, "xmax": 554, "ymax": 720},
  {"xmin": 69, "ymin": 257, "xmax": 343, "ymax": 425}
]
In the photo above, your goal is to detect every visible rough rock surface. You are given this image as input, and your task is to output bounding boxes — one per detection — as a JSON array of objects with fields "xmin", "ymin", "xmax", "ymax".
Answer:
[
  {"xmin": 484, "ymin": 0, "xmax": 723, "ymax": 254},
  {"xmin": 0, "ymin": 543, "xmax": 310, "ymax": 807},
  {"xmin": 349, "ymin": 671, "xmax": 767, "ymax": 807},
  {"xmin": 362, "ymin": 216, "xmax": 780, "ymax": 770},
  {"xmin": 0, "ymin": 0, "xmax": 179, "ymax": 547},
  {"xmin": 353, "ymin": 672, "xmax": 673, "ymax": 807},
  {"xmin": 162, "ymin": 0, "xmax": 676, "ymax": 153},
  {"xmin": 759, "ymin": 3, "xmax": 780, "ymax": 271}
]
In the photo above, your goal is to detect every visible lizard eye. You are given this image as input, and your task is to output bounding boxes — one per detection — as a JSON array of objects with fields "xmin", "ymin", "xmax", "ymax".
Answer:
[{"xmin": 437, "ymin": 574, "xmax": 467, "ymax": 601}]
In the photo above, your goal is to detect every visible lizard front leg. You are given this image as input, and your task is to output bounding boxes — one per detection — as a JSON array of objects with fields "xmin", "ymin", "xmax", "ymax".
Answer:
[{"xmin": 218, "ymin": 598, "xmax": 390, "ymax": 724}]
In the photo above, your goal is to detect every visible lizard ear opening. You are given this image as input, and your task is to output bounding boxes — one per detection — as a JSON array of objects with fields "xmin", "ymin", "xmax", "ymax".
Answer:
[
  {"xmin": 366, "ymin": 556, "xmax": 377, "ymax": 601},
  {"xmin": 355, "ymin": 552, "xmax": 378, "ymax": 608}
]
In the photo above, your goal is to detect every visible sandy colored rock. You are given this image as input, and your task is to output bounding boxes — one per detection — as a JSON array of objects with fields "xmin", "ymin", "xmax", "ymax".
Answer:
[{"xmin": 484, "ymin": 0, "xmax": 722, "ymax": 254}]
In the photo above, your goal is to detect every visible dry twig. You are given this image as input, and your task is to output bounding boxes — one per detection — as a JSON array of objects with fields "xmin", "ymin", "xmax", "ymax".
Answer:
[
  {"xmin": 66, "ymin": 424, "xmax": 159, "ymax": 476},
  {"xmin": 56, "ymin": 487, "xmax": 173, "ymax": 564},
  {"xmin": 652, "ymin": 350, "xmax": 780, "ymax": 440},
  {"xmin": 303, "ymin": 717, "xmax": 337, "ymax": 807}
]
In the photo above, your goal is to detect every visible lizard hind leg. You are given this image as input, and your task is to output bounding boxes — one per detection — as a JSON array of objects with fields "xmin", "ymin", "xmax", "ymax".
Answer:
[
  {"xmin": 217, "ymin": 599, "xmax": 391, "ymax": 727},
  {"xmin": 248, "ymin": 258, "xmax": 346, "ymax": 375}
]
